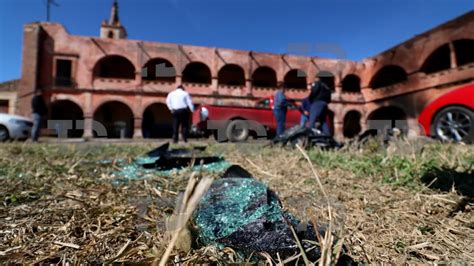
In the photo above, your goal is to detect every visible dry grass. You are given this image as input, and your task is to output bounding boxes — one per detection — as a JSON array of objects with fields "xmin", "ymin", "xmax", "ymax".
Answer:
[
  {"xmin": 0, "ymin": 140, "xmax": 473, "ymax": 264},
  {"xmin": 220, "ymin": 141, "xmax": 473, "ymax": 264}
]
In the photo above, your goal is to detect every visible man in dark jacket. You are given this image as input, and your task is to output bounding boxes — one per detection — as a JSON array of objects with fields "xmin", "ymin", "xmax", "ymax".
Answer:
[
  {"xmin": 31, "ymin": 90, "xmax": 48, "ymax": 142},
  {"xmin": 273, "ymin": 84, "xmax": 288, "ymax": 136},
  {"xmin": 307, "ymin": 76, "xmax": 332, "ymax": 135},
  {"xmin": 299, "ymin": 97, "xmax": 311, "ymax": 127}
]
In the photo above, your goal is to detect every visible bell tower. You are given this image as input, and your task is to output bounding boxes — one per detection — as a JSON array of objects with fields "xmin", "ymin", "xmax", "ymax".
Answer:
[{"xmin": 100, "ymin": 0, "xmax": 127, "ymax": 39}]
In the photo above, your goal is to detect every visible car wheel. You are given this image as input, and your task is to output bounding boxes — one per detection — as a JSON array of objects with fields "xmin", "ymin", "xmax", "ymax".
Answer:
[
  {"xmin": 226, "ymin": 120, "xmax": 249, "ymax": 142},
  {"xmin": 432, "ymin": 106, "xmax": 473, "ymax": 143},
  {"xmin": 0, "ymin": 125, "xmax": 10, "ymax": 142}
]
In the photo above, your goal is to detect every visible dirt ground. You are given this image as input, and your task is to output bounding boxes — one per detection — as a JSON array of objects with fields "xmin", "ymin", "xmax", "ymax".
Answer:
[{"xmin": 0, "ymin": 140, "xmax": 473, "ymax": 264}]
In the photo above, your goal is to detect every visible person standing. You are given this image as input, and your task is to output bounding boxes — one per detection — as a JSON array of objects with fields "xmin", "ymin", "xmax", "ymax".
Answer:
[
  {"xmin": 273, "ymin": 84, "xmax": 288, "ymax": 136},
  {"xmin": 307, "ymin": 76, "xmax": 332, "ymax": 135},
  {"xmin": 31, "ymin": 90, "xmax": 48, "ymax": 142},
  {"xmin": 166, "ymin": 85, "xmax": 194, "ymax": 143},
  {"xmin": 299, "ymin": 97, "xmax": 311, "ymax": 127}
]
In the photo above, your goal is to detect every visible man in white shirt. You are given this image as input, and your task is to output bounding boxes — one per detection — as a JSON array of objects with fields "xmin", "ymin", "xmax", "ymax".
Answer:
[{"xmin": 166, "ymin": 85, "xmax": 195, "ymax": 143}]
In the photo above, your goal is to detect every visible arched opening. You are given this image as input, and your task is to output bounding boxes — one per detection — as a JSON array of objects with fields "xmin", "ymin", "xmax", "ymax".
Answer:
[
  {"xmin": 252, "ymin": 66, "xmax": 277, "ymax": 88},
  {"xmin": 142, "ymin": 58, "xmax": 176, "ymax": 83},
  {"xmin": 142, "ymin": 103, "xmax": 173, "ymax": 138},
  {"xmin": 93, "ymin": 55, "xmax": 135, "ymax": 79},
  {"xmin": 421, "ymin": 44, "xmax": 451, "ymax": 74},
  {"xmin": 370, "ymin": 65, "xmax": 407, "ymax": 89},
  {"xmin": 343, "ymin": 110, "xmax": 362, "ymax": 138},
  {"xmin": 50, "ymin": 100, "xmax": 84, "ymax": 138},
  {"xmin": 182, "ymin": 62, "xmax": 212, "ymax": 84},
  {"xmin": 284, "ymin": 69, "xmax": 307, "ymax": 89},
  {"xmin": 107, "ymin": 31, "xmax": 114, "ymax": 39},
  {"xmin": 218, "ymin": 64, "xmax": 245, "ymax": 86},
  {"xmin": 317, "ymin": 71, "xmax": 335, "ymax": 91},
  {"xmin": 368, "ymin": 106, "xmax": 408, "ymax": 134},
  {"xmin": 93, "ymin": 101, "xmax": 134, "ymax": 138},
  {"xmin": 341, "ymin": 74, "xmax": 361, "ymax": 92},
  {"xmin": 453, "ymin": 39, "xmax": 474, "ymax": 66}
]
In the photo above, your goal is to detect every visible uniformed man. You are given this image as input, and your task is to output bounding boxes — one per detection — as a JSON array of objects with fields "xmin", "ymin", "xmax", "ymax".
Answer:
[
  {"xmin": 308, "ymin": 75, "xmax": 332, "ymax": 135},
  {"xmin": 272, "ymin": 83, "xmax": 288, "ymax": 136}
]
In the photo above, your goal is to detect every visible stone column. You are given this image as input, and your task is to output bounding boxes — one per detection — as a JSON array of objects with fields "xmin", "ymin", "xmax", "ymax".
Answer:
[
  {"xmin": 449, "ymin": 42, "xmax": 458, "ymax": 69},
  {"xmin": 133, "ymin": 94, "xmax": 143, "ymax": 139},
  {"xmin": 332, "ymin": 106, "xmax": 344, "ymax": 141},
  {"xmin": 333, "ymin": 121, "xmax": 344, "ymax": 141},
  {"xmin": 176, "ymin": 75, "xmax": 182, "ymax": 86},
  {"xmin": 245, "ymin": 79, "xmax": 253, "ymax": 96},
  {"xmin": 211, "ymin": 77, "xmax": 218, "ymax": 94},
  {"xmin": 83, "ymin": 116, "xmax": 93, "ymax": 138},
  {"xmin": 83, "ymin": 92, "xmax": 93, "ymax": 138},
  {"xmin": 407, "ymin": 118, "xmax": 423, "ymax": 138},
  {"xmin": 134, "ymin": 117, "xmax": 143, "ymax": 138},
  {"xmin": 360, "ymin": 114, "xmax": 368, "ymax": 133},
  {"xmin": 136, "ymin": 69, "xmax": 143, "ymax": 87}
]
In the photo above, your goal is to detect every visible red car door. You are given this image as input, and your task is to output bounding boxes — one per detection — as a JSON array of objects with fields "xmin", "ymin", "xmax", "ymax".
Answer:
[{"xmin": 255, "ymin": 98, "xmax": 277, "ymax": 130}]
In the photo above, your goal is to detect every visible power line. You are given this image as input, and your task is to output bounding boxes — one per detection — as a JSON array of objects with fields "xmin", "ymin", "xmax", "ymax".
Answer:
[{"xmin": 45, "ymin": 0, "xmax": 59, "ymax": 22}]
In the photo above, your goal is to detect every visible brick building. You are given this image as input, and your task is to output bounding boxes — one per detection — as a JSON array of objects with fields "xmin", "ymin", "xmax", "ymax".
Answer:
[{"xmin": 15, "ymin": 2, "xmax": 474, "ymax": 139}]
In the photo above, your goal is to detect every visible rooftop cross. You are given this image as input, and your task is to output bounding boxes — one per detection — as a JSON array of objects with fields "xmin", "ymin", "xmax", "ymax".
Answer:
[{"xmin": 109, "ymin": 0, "xmax": 120, "ymax": 26}]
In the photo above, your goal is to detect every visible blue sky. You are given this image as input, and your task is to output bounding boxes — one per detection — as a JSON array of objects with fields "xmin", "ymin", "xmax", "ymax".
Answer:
[{"xmin": 0, "ymin": 0, "xmax": 473, "ymax": 82}]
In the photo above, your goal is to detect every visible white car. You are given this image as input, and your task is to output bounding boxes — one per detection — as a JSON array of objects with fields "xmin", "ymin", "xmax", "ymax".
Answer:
[{"xmin": 0, "ymin": 113, "xmax": 33, "ymax": 141}]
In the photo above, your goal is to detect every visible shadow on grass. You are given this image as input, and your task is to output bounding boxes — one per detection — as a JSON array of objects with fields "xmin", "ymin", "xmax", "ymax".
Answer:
[
  {"xmin": 421, "ymin": 167, "xmax": 473, "ymax": 216},
  {"xmin": 421, "ymin": 167, "xmax": 473, "ymax": 197}
]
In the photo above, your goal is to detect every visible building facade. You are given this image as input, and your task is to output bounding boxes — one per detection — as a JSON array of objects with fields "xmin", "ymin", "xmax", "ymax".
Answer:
[
  {"xmin": 15, "ymin": 3, "xmax": 474, "ymax": 139},
  {"xmin": 0, "ymin": 80, "xmax": 19, "ymax": 114}
]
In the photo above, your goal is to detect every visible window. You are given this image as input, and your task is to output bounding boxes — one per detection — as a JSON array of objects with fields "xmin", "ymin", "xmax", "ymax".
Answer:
[
  {"xmin": 341, "ymin": 74, "xmax": 361, "ymax": 92},
  {"xmin": 255, "ymin": 99, "xmax": 270, "ymax": 109},
  {"xmin": 218, "ymin": 64, "xmax": 245, "ymax": 86},
  {"xmin": 93, "ymin": 55, "xmax": 135, "ymax": 79},
  {"xmin": 0, "ymin": 100, "xmax": 8, "ymax": 113},
  {"xmin": 142, "ymin": 58, "xmax": 176, "ymax": 83},
  {"xmin": 370, "ymin": 65, "xmax": 407, "ymax": 89},
  {"xmin": 421, "ymin": 44, "xmax": 451, "ymax": 74},
  {"xmin": 252, "ymin": 67, "xmax": 277, "ymax": 88},
  {"xmin": 182, "ymin": 62, "xmax": 212, "ymax": 84},
  {"xmin": 287, "ymin": 99, "xmax": 298, "ymax": 110},
  {"xmin": 453, "ymin": 39, "xmax": 474, "ymax": 66},
  {"xmin": 55, "ymin": 59, "xmax": 73, "ymax": 87},
  {"xmin": 284, "ymin": 69, "xmax": 307, "ymax": 89}
]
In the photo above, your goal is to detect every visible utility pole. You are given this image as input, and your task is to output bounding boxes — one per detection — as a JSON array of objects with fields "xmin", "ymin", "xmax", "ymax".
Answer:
[{"xmin": 46, "ymin": 0, "xmax": 59, "ymax": 21}]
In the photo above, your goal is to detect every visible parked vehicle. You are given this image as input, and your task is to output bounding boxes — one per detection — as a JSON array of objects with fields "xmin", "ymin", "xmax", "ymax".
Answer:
[
  {"xmin": 0, "ymin": 113, "xmax": 33, "ymax": 141},
  {"xmin": 418, "ymin": 83, "xmax": 474, "ymax": 143},
  {"xmin": 192, "ymin": 97, "xmax": 301, "ymax": 142}
]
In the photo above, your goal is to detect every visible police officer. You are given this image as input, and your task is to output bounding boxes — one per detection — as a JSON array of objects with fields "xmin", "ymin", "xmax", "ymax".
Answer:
[
  {"xmin": 308, "ymin": 74, "xmax": 332, "ymax": 135},
  {"xmin": 273, "ymin": 83, "xmax": 288, "ymax": 136}
]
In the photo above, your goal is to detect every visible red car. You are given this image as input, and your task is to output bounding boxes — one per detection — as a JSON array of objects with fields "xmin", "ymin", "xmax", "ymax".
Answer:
[
  {"xmin": 192, "ymin": 97, "xmax": 301, "ymax": 142},
  {"xmin": 418, "ymin": 83, "xmax": 474, "ymax": 143}
]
